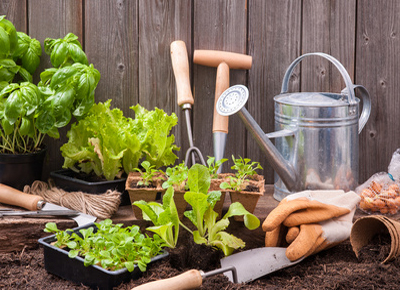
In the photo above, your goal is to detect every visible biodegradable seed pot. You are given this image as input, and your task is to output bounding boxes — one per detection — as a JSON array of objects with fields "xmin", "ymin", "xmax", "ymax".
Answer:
[
  {"xmin": 126, "ymin": 172, "xmax": 164, "ymax": 219},
  {"xmin": 225, "ymin": 174, "xmax": 265, "ymax": 221}
]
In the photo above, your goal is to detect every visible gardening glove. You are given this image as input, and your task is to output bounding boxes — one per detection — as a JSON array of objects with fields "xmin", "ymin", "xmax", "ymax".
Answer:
[{"xmin": 263, "ymin": 190, "xmax": 360, "ymax": 261}]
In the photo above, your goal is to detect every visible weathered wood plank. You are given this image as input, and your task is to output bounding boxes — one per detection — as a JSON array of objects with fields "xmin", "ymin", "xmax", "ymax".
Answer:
[
  {"xmin": 356, "ymin": 0, "xmax": 400, "ymax": 182},
  {"xmin": 0, "ymin": 0, "xmax": 26, "ymax": 32},
  {"xmin": 28, "ymin": 0, "xmax": 83, "ymax": 179},
  {"xmin": 301, "ymin": 0, "xmax": 356, "ymax": 92},
  {"xmin": 138, "ymin": 0, "xmax": 192, "ymax": 163},
  {"xmin": 85, "ymin": 0, "xmax": 138, "ymax": 117},
  {"xmin": 247, "ymin": 0, "xmax": 302, "ymax": 183},
  {"xmin": 192, "ymin": 0, "xmax": 248, "ymax": 171}
]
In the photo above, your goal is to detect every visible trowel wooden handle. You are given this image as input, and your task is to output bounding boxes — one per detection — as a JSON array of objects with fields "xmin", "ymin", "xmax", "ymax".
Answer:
[
  {"xmin": 170, "ymin": 40, "xmax": 194, "ymax": 106},
  {"xmin": 132, "ymin": 269, "xmax": 202, "ymax": 290},
  {"xmin": 193, "ymin": 50, "xmax": 252, "ymax": 70},
  {"xmin": 0, "ymin": 183, "xmax": 42, "ymax": 211},
  {"xmin": 213, "ymin": 62, "xmax": 230, "ymax": 133}
]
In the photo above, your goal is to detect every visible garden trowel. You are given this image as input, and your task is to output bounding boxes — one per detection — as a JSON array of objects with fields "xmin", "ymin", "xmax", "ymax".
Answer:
[
  {"xmin": 0, "ymin": 183, "xmax": 96, "ymax": 226},
  {"xmin": 131, "ymin": 247, "xmax": 303, "ymax": 289}
]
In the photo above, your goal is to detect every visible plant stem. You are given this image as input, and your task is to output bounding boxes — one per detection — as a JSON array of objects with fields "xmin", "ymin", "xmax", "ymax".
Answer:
[{"xmin": 178, "ymin": 221, "xmax": 193, "ymax": 234}]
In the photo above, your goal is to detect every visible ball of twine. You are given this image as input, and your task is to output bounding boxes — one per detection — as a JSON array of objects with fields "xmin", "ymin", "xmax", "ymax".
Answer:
[{"xmin": 23, "ymin": 180, "xmax": 121, "ymax": 219}]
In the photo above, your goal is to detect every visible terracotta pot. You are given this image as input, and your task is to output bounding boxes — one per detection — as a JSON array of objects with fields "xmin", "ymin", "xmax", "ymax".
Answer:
[
  {"xmin": 225, "ymin": 174, "xmax": 265, "ymax": 221},
  {"xmin": 126, "ymin": 172, "xmax": 164, "ymax": 219}
]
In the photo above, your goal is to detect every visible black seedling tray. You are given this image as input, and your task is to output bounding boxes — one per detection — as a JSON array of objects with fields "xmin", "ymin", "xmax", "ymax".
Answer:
[
  {"xmin": 50, "ymin": 169, "xmax": 130, "ymax": 205},
  {"xmin": 38, "ymin": 223, "xmax": 168, "ymax": 290}
]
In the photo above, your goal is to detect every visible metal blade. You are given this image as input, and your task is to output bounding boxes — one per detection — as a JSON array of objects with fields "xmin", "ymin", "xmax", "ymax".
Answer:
[
  {"xmin": 42, "ymin": 202, "xmax": 96, "ymax": 227},
  {"xmin": 220, "ymin": 247, "xmax": 304, "ymax": 283},
  {"xmin": 213, "ymin": 132, "xmax": 227, "ymax": 174},
  {"xmin": 0, "ymin": 209, "xmax": 80, "ymax": 217}
]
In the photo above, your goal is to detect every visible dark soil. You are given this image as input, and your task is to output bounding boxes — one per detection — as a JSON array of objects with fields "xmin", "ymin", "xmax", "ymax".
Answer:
[{"xmin": 2, "ymin": 223, "xmax": 400, "ymax": 289}]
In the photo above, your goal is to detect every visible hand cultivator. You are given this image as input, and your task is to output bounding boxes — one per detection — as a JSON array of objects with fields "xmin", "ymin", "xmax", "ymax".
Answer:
[{"xmin": 170, "ymin": 40, "xmax": 206, "ymax": 167}]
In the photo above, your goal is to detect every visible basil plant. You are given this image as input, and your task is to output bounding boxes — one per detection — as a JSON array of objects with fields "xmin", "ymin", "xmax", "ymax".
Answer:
[{"xmin": 0, "ymin": 15, "xmax": 100, "ymax": 154}]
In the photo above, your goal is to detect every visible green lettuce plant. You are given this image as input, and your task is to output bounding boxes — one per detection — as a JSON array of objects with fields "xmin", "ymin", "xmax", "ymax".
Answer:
[
  {"xmin": 133, "ymin": 187, "xmax": 180, "ymax": 248},
  {"xmin": 60, "ymin": 100, "xmax": 179, "ymax": 180},
  {"xmin": 0, "ymin": 16, "xmax": 100, "ymax": 154},
  {"xmin": 135, "ymin": 164, "xmax": 261, "ymax": 256}
]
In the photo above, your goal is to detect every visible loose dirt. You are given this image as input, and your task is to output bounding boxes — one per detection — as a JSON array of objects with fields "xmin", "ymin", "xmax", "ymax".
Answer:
[{"xmin": 1, "ymin": 220, "xmax": 400, "ymax": 290}]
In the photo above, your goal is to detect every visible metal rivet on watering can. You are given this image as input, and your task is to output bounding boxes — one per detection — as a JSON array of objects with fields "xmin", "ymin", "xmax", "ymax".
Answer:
[{"xmin": 217, "ymin": 52, "xmax": 371, "ymax": 201}]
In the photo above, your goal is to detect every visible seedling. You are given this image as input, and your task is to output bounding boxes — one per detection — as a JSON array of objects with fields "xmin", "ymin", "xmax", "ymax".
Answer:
[
  {"xmin": 220, "ymin": 155, "xmax": 263, "ymax": 191},
  {"xmin": 161, "ymin": 161, "xmax": 188, "ymax": 191},
  {"xmin": 206, "ymin": 156, "xmax": 228, "ymax": 179},
  {"xmin": 134, "ymin": 160, "xmax": 164, "ymax": 187},
  {"xmin": 44, "ymin": 219, "xmax": 165, "ymax": 272}
]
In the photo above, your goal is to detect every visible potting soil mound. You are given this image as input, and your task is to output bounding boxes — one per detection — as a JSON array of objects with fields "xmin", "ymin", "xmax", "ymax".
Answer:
[{"xmin": 2, "ymin": 225, "xmax": 400, "ymax": 290}]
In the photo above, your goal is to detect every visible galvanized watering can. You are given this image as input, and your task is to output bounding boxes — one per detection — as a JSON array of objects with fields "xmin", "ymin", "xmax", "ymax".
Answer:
[{"xmin": 216, "ymin": 52, "xmax": 371, "ymax": 201}]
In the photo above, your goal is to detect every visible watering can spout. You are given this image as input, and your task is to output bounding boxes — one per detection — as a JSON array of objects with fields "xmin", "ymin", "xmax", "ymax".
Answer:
[{"xmin": 216, "ymin": 85, "xmax": 300, "ymax": 192}]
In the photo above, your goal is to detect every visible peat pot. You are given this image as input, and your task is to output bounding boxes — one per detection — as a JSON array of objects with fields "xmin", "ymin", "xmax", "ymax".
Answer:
[
  {"xmin": 0, "ymin": 146, "xmax": 47, "ymax": 191},
  {"xmin": 216, "ymin": 53, "xmax": 371, "ymax": 201}
]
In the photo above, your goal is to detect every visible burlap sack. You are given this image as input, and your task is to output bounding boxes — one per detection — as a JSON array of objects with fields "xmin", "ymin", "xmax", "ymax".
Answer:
[{"xmin": 350, "ymin": 215, "xmax": 400, "ymax": 263}]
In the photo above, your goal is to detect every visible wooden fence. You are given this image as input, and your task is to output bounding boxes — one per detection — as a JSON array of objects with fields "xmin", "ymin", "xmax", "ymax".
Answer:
[{"xmin": 1, "ymin": 0, "xmax": 399, "ymax": 185}]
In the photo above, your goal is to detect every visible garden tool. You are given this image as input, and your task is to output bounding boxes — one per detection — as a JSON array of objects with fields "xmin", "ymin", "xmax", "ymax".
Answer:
[
  {"xmin": 0, "ymin": 183, "xmax": 96, "ymax": 226},
  {"xmin": 263, "ymin": 190, "xmax": 361, "ymax": 262},
  {"xmin": 193, "ymin": 49, "xmax": 252, "ymax": 173},
  {"xmin": 216, "ymin": 52, "xmax": 371, "ymax": 201},
  {"xmin": 131, "ymin": 247, "xmax": 303, "ymax": 289},
  {"xmin": 170, "ymin": 40, "xmax": 206, "ymax": 166}
]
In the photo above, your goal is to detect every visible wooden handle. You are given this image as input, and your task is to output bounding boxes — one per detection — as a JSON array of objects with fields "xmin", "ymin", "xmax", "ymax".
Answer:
[
  {"xmin": 193, "ymin": 50, "xmax": 252, "ymax": 70},
  {"xmin": 132, "ymin": 269, "xmax": 203, "ymax": 290},
  {"xmin": 170, "ymin": 40, "xmax": 194, "ymax": 106},
  {"xmin": 213, "ymin": 62, "xmax": 229, "ymax": 133},
  {"xmin": 0, "ymin": 183, "xmax": 42, "ymax": 211}
]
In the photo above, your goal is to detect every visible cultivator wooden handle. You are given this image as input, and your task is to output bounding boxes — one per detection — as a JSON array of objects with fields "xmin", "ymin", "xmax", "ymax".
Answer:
[
  {"xmin": 0, "ymin": 183, "xmax": 43, "ymax": 211},
  {"xmin": 170, "ymin": 40, "xmax": 194, "ymax": 107},
  {"xmin": 132, "ymin": 269, "xmax": 203, "ymax": 290}
]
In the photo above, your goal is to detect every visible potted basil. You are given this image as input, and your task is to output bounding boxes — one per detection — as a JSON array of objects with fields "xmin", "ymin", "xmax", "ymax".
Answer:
[
  {"xmin": 0, "ymin": 16, "xmax": 100, "ymax": 190},
  {"xmin": 55, "ymin": 100, "xmax": 179, "ymax": 205}
]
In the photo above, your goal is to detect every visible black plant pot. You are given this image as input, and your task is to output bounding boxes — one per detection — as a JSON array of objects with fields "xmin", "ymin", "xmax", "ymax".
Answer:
[
  {"xmin": 0, "ymin": 147, "xmax": 47, "ymax": 191},
  {"xmin": 50, "ymin": 169, "xmax": 130, "ymax": 205}
]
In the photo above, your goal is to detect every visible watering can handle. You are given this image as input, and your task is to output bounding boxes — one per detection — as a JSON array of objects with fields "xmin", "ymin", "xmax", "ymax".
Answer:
[
  {"xmin": 280, "ymin": 52, "xmax": 357, "ymax": 105},
  {"xmin": 353, "ymin": 85, "xmax": 371, "ymax": 134}
]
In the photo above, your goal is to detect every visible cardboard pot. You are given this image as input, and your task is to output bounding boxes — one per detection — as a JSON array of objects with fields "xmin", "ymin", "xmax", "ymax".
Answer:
[
  {"xmin": 350, "ymin": 215, "xmax": 400, "ymax": 263},
  {"xmin": 225, "ymin": 174, "xmax": 265, "ymax": 221},
  {"xmin": 126, "ymin": 172, "xmax": 164, "ymax": 219}
]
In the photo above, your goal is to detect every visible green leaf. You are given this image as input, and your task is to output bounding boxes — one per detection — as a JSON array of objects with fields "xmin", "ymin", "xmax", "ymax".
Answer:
[
  {"xmin": 50, "ymin": 42, "xmax": 68, "ymax": 67},
  {"xmin": 187, "ymin": 164, "xmax": 210, "ymax": 194},
  {"xmin": 223, "ymin": 202, "xmax": 260, "ymax": 230}
]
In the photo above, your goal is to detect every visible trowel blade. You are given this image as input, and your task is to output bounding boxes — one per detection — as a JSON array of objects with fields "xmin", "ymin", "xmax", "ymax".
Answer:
[
  {"xmin": 220, "ymin": 247, "xmax": 303, "ymax": 283},
  {"xmin": 213, "ymin": 132, "xmax": 227, "ymax": 173},
  {"xmin": 42, "ymin": 202, "xmax": 96, "ymax": 227}
]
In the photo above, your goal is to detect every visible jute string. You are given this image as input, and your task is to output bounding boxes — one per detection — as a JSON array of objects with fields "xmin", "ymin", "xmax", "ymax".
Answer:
[{"xmin": 23, "ymin": 180, "xmax": 121, "ymax": 219}]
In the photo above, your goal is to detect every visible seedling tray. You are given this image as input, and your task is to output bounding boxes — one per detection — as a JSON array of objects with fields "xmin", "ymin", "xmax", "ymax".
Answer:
[
  {"xmin": 38, "ymin": 223, "xmax": 169, "ymax": 290},
  {"xmin": 50, "ymin": 169, "xmax": 130, "ymax": 205}
]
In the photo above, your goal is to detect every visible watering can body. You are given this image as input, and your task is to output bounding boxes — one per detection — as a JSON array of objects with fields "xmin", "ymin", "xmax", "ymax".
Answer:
[
  {"xmin": 272, "ymin": 91, "xmax": 362, "ymax": 200},
  {"xmin": 216, "ymin": 52, "xmax": 371, "ymax": 201}
]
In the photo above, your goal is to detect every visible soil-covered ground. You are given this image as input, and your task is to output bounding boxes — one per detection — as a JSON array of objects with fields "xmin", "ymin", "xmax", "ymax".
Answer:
[{"xmin": 1, "ymin": 221, "xmax": 400, "ymax": 290}]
